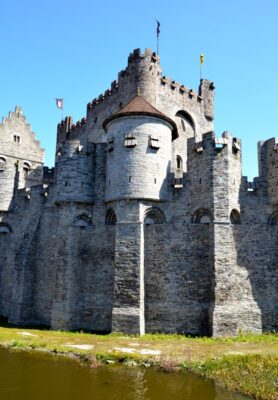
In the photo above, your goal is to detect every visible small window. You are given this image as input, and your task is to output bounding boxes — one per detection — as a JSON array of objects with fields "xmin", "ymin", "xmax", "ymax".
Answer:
[
  {"xmin": 149, "ymin": 134, "xmax": 160, "ymax": 149},
  {"xmin": 144, "ymin": 207, "xmax": 166, "ymax": 225},
  {"xmin": 268, "ymin": 211, "xmax": 278, "ymax": 226},
  {"xmin": 176, "ymin": 155, "xmax": 183, "ymax": 170},
  {"xmin": 0, "ymin": 223, "xmax": 12, "ymax": 234},
  {"xmin": 23, "ymin": 162, "xmax": 31, "ymax": 180},
  {"xmin": 0, "ymin": 157, "xmax": 6, "ymax": 172},
  {"xmin": 14, "ymin": 135, "xmax": 20, "ymax": 143},
  {"xmin": 125, "ymin": 133, "xmax": 137, "ymax": 148},
  {"xmin": 108, "ymin": 137, "xmax": 114, "ymax": 152},
  {"xmin": 73, "ymin": 213, "xmax": 92, "ymax": 227},
  {"xmin": 181, "ymin": 119, "xmax": 186, "ymax": 132},
  {"xmin": 105, "ymin": 209, "xmax": 117, "ymax": 225},
  {"xmin": 192, "ymin": 208, "xmax": 212, "ymax": 224},
  {"xmin": 230, "ymin": 209, "xmax": 241, "ymax": 225}
]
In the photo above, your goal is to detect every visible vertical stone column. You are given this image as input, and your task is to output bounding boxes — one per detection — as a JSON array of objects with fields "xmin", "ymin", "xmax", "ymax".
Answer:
[{"xmin": 112, "ymin": 200, "xmax": 145, "ymax": 335}]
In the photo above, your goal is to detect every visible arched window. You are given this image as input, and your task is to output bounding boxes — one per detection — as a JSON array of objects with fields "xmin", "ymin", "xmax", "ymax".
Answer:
[
  {"xmin": 0, "ymin": 157, "xmax": 6, "ymax": 172},
  {"xmin": 230, "ymin": 209, "xmax": 241, "ymax": 225},
  {"xmin": 192, "ymin": 208, "xmax": 212, "ymax": 224},
  {"xmin": 105, "ymin": 209, "xmax": 117, "ymax": 225},
  {"xmin": 0, "ymin": 223, "xmax": 12, "ymax": 234},
  {"xmin": 268, "ymin": 211, "xmax": 278, "ymax": 226},
  {"xmin": 175, "ymin": 110, "xmax": 195, "ymax": 134},
  {"xmin": 23, "ymin": 162, "xmax": 31, "ymax": 180},
  {"xmin": 144, "ymin": 207, "xmax": 166, "ymax": 225},
  {"xmin": 73, "ymin": 213, "xmax": 92, "ymax": 227},
  {"xmin": 176, "ymin": 155, "xmax": 183, "ymax": 170}
]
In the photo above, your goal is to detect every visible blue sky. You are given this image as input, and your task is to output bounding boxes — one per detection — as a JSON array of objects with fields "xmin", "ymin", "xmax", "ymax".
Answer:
[{"xmin": 0, "ymin": 0, "xmax": 277, "ymax": 179}]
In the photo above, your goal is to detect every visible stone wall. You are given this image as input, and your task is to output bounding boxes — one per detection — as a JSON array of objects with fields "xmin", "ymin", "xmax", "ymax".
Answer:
[{"xmin": 144, "ymin": 224, "xmax": 211, "ymax": 336}]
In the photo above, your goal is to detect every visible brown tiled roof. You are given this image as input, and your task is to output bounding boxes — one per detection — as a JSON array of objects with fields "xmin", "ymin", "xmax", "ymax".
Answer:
[
  {"xmin": 116, "ymin": 96, "xmax": 165, "ymax": 116},
  {"xmin": 103, "ymin": 95, "xmax": 178, "ymax": 139}
]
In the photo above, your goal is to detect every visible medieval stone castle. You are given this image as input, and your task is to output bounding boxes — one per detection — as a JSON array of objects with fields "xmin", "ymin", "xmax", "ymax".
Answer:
[{"xmin": 0, "ymin": 48, "xmax": 277, "ymax": 336}]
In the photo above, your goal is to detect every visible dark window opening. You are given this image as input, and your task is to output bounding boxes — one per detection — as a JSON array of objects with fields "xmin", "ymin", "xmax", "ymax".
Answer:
[{"xmin": 105, "ymin": 209, "xmax": 117, "ymax": 225}]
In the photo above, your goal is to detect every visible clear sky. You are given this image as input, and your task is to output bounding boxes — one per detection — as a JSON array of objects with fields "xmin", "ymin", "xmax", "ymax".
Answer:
[{"xmin": 0, "ymin": 0, "xmax": 277, "ymax": 179}]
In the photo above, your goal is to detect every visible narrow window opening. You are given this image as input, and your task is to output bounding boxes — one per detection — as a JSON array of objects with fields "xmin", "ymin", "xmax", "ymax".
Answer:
[
  {"xmin": 181, "ymin": 119, "xmax": 186, "ymax": 132},
  {"xmin": 105, "ymin": 209, "xmax": 117, "ymax": 225},
  {"xmin": 149, "ymin": 134, "xmax": 160, "ymax": 149},
  {"xmin": 0, "ymin": 157, "xmax": 6, "ymax": 172},
  {"xmin": 176, "ymin": 155, "xmax": 183, "ymax": 170},
  {"xmin": 230, "ymin": 209, "xmax": 241, "ymax": 225},
  {"xmin": 23, "ymin": 162, "xmax": 31, "ymax": 180},
  {"xmin": 108, "ymin": 137, "xmax": 114, "ymax": 152},
  {"xmin": 125, "ymin": 133, "xmax": 137, "ymax": 147}
]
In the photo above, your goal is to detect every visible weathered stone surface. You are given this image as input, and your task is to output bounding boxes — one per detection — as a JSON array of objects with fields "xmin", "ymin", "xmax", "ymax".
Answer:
[{"xmin": 0, "ymin": 48, "xmax": 277, "ymax": 336}]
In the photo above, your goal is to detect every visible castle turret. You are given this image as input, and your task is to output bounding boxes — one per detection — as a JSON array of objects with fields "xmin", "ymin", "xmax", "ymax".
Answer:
[
  {"xmin": 118, "ymin": 48, "xmax": 162, "ymax": 105},
  {"xmin": 258, "ymin": 138, "xmax": 278, "ymax": 208},
  {"xmin": 103, "ymin": 95, "xmax": 177, "ymax": 335},
  {"xmin": 103, "ymin": 95, "xmax": 177, "ymax": 203},
  {"xmin": 55, "ymin": 138, "xmax": 94, "ymax": 204}
]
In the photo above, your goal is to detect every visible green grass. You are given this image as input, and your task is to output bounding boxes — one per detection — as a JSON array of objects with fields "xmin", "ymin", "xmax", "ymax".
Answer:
[
  {"xmin": 0, "ymin": 327, "xmax": 277, "ymax": 399},
  {"xmin": 182, "ymin": 354, "xmax": 278, "ymax": 400}
]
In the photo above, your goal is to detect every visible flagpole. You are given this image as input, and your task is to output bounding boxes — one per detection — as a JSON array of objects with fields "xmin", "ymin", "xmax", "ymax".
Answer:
[
  {"xmin": 200, "ymin": 53, "xmax": 204, "ymax": 80},
  {"xmin": 157, "ymin": 35, "xmax": 159, "ymax": 55},
  {"xmin": 55, "ymin": 98, "xmax": 64, "ymax": 121}
]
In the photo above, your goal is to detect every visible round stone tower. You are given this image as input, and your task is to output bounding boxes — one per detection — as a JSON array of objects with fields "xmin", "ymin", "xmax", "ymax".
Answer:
[
  {"xmin": 55, "ymin": 138, "xmax": 94, "ymax": 204},
  {"xmin": 103, "ymin": 95, "xmax": 177, "ymax": 202}
]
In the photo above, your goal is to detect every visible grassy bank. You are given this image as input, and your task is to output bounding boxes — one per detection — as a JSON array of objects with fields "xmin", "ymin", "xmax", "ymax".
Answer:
[{"xmin": 0, "ymin": 327, "xmax": 277, "ymax": 399}]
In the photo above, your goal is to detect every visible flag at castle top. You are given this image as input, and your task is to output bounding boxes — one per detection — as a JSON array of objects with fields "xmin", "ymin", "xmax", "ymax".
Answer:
[
  {"xmin": 156, "ymin": 20, "xmax": 160, "ymax": 38},
  {"xmin": 200, "ymin": 53, "xmax": 205, "ymax": 65},
  {"xmin": 56, "ymin": 98, "xmax": 63, "ymax": 110}
]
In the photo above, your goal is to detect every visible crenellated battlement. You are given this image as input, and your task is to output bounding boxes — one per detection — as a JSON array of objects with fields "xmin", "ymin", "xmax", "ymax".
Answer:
[{"xmin": 127, "ymin": 47, "xmax": 159, "ymax": 65}]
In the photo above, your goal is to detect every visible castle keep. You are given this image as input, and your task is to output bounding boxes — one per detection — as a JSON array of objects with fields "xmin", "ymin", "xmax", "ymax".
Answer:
[{"xmin": 0, "ymin": 48, "xmax": 277, "ymax": 336}]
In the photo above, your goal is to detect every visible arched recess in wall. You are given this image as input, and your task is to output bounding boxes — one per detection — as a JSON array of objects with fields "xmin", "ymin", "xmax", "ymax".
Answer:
[
  {"xmin": 175, "ymin": 110, "xmax": 195, "ymax": 136},
  {"xmin": 0, "ymin": 223, "xmax": 12, "ymax": 234},
  {"xmin": 23, "ymin": 161, "xmax": 31, "ymax": 181},
  {"xmin": 176, "ymin": 155, "xmax": 183, "ymax": 170},
  {"xmin": 143, "ymin": 207, "xmax": 166, "ymax": 225},
  {"xmin": 0, "ymin": 157, "xmax": 6, "ymax": 172},
  {"xmin": 268, "ymin": 211, "xmax": 278, "ymax": 226},
  {"xmin": 192, "ymin": 208, "xmax": 212, "ymax": 224},
  {"xmin": 73, "ymin": 213, "xmax": 92, "ymax": 227},
  {"xmin": 105, "ymin": 208, "xmax": 117, "ymax": 225},
  {"xmin": 230, "ymin": 209, "xmax": 241, "ymax": 225}
]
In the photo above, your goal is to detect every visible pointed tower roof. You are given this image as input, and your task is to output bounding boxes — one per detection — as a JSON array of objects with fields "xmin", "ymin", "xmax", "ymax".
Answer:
[{"xmin": 103, "ymin": 95, "xmax": 178, "ymax": 139}]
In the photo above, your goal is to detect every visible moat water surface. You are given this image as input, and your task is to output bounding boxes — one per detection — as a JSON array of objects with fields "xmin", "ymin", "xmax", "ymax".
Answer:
[{"xmin": 0, "ymin": 348, "xmax": 250, "ymax": 400}]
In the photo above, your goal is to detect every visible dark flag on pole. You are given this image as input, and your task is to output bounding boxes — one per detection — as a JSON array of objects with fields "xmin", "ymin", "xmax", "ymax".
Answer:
[{"xmin": 156, "ymin": 20, "xmax": 160, "ymax": 38}]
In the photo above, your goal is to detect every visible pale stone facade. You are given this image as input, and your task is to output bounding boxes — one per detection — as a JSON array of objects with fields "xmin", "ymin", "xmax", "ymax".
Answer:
[{"xmin": 0, "ymin": 48, "xmax": 277, "ymax": 336}]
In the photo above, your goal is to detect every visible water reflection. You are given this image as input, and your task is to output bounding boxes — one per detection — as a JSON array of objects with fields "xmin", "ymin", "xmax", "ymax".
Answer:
[{"xmin": 0, "ymin": 348, "xmax": 249, "ymax": 400}]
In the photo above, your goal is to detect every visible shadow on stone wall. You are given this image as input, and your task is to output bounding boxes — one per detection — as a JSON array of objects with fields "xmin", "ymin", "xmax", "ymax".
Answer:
[{"xmin": 232, "ymin": 223, "xmax": 278, "ymax": 332}]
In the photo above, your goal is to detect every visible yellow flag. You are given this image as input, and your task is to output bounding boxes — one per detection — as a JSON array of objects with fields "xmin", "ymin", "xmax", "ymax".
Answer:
[{"xmin": 200, "ymin": 53, "xmax": 205, "ymax": 65}]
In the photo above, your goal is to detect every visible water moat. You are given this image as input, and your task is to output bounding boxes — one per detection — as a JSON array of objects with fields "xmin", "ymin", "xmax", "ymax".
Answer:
[{"xmin": 0, "ymin": 348, "xmax": 250, "ymax": 400}]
